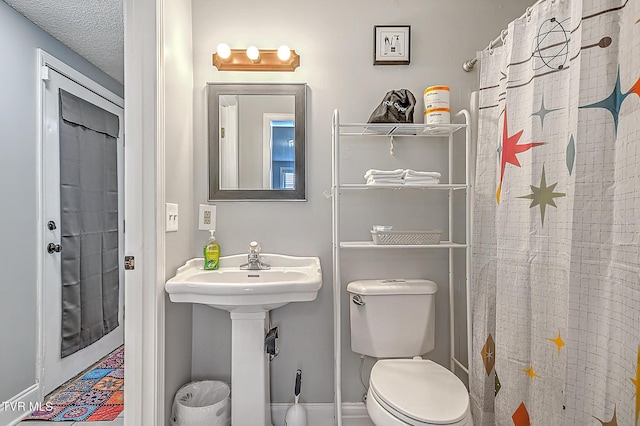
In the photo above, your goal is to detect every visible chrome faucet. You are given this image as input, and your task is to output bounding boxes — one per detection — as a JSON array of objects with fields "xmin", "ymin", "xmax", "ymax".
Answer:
[{"xmin": 240, "ymin": 241, "xmax": 271, "ymax": 270}]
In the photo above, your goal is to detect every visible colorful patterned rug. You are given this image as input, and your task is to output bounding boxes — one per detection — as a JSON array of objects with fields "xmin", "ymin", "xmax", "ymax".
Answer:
[{"xmin": 25, "ymin": 345, "xmax": 124, "ymax": 422}]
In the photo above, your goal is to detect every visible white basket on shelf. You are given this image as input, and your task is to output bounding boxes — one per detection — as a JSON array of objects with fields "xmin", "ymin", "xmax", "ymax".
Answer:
[{"xmin": 370, "ymin": 229, "xmax": 442, "ymax": 245}]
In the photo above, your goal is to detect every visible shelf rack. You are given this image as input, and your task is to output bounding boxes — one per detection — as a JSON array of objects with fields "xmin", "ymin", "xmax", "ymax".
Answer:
[{"xmin": 330, "ymin": 109, "xmax": 472, "ymax": 425}]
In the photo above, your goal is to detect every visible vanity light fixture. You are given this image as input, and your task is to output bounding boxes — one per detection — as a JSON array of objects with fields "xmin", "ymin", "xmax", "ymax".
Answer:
[
  {"xmin": 246, "ymin": 45, "xmax": 260, "ymax": 62},
  {"xmin": 216, "ymin": 43, "xmax": 231, "ymax": 59},
  {"xmin": 212, "ymin": 45, "xmax": 300, "ymax": 72},
  {"xmin": 277, "ymin": 45, "xmax": 291, "ymax": 61}
]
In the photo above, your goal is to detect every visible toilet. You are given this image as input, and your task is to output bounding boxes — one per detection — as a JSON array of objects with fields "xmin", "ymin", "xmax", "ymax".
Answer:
[{"xmin": 348, "ymin": 279, "xmax": 473, "ymax": 426}]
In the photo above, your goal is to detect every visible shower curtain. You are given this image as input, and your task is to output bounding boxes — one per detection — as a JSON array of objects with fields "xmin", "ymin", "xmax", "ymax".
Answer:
[{"xmin": 471, "ymin": 0, "xmax": 640, "ymax": 424}]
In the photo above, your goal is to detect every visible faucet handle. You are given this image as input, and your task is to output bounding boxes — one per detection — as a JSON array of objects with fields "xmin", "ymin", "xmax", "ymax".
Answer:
[{"xmin": 249, "ymin": 241, "xmax": 261, "ymax": 253}]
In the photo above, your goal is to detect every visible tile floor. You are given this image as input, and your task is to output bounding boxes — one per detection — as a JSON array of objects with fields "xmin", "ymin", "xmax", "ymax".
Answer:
[
  {"xmin": 20, "ymin": 346, "xmax": 124, "ymax": 424},
  {"xmin": 18, "ymin": 409, "xmax": 124, "ymax": 425}
]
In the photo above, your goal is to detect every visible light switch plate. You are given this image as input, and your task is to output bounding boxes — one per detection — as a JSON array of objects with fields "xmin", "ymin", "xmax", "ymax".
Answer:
[
  {"xmin": 199, "ymin": 204, "xmax": 216, "ymax": 231},
  {"xmin": 166, "ymin": 203, "xmax": 178, "ymax": 232}
]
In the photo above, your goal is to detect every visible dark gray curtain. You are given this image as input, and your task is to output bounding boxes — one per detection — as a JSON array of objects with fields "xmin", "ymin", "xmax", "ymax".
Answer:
[{"xmin": 59, "ymin": 89, "xmax": 120, "ymax": 358}]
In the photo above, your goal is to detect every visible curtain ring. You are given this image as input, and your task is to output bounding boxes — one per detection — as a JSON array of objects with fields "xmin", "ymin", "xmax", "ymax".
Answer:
[
  {"xmin": 488, "ymin": 41, "xmax": 494, "ymax": 55},
  {"xmin": 500, "ymin": 29, "xmax": 507, "ymax": 45},
  {"xmin": 526, "ymin": 7, "xmax": 532, "ymax": 21}
]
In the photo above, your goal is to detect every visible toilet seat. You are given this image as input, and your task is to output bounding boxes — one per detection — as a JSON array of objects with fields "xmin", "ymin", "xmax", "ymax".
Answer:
[{"xmin": 369, "ymin": 359, "xmax": 470, "ymax": 425}]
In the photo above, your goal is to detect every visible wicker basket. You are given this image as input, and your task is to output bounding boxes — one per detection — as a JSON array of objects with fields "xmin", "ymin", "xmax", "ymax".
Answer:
[{"xmin": 370, "ymin": 229, "xmax": 442, "ymax": 245}]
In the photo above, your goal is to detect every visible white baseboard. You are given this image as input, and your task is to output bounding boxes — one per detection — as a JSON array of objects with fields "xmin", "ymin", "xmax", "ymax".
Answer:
[
  {"xmin": 341, "ymin": 403, "xmax": 376, "ymax": 426},
  {"xmin": 271, "ymin": 402, "xmax": 374, "ymax": 426},
  {"xmin": 0, "ymin": 384, "xmax": 41, "ymax": 426}
]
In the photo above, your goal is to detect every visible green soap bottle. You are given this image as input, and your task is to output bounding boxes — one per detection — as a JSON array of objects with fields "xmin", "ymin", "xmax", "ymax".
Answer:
[{"xmin": 203, "ymin": 230, "xmax": 220, "ymax": 270}]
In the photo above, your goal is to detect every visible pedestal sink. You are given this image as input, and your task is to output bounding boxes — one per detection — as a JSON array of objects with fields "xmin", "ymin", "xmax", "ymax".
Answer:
[{"xmin": 165, "ymin": 253, "xmax": 322, "ymax": 426}]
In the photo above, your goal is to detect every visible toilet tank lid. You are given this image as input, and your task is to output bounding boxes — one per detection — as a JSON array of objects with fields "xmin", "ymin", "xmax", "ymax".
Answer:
[{"xmin": 347, "ymin": 279, "xmax": 437, "ymax": 295}]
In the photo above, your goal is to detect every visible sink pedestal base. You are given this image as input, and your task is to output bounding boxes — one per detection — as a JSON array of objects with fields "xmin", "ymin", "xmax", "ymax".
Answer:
[{"xmin": 230, "ymin": 311, "xmax": 273, "ymax": 426}]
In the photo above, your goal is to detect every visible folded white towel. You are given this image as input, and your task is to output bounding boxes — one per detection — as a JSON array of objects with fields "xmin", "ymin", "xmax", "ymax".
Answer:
[
  {"xmin": 404, "ymin": 176, "xmax": 440, "ymax": 182},
  {"xmin": 366, "ymin": 176, "xmax": 404, "ymax": 184},
  {"xmin": 404, "ymin": 174, "xmax": 439, "ymax": 179},
  {"xmin": 403, "ymin": 169, "xmax": 442, "ymax": 179},
  {"xmin": 367, "ymin": 181, "xmax": 404, "ymax": 186},
  {"xmin": 404, "ymin": 180, "xmax": 440, "ymax": 186},
  {"xmin": 404, "ymin": 174, "xmax": 440, "ymax": 186},
  {"xmin": 366, "ymin": 176, "xmax": 404, "ymax": 181},
  {"xmin": 364, "ymin": 168, "xmax": 404, "ymax": 179}
]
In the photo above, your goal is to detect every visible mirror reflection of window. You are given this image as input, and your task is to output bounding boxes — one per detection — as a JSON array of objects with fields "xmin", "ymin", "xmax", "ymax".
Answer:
[
  {"xmin": 270, "ymin": 120, "xmax": 295, "ymax": 190},
  {"xmin": 282, "ymin": 169, "xmax": 295, "ymax": 189}
]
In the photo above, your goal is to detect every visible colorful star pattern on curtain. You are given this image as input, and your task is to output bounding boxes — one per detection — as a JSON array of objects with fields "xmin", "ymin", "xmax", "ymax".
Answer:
[
  {"xmin": 579, "ymin": 68, "xmax": 640, "ymax": 136},
  {"xmin": 548, "ymin": 331, "xmax": 565, "ymax": 354},
  {"xmin": 518, "ymin": 165, "xmax": 566, "ymax": 226},
  {"xmin": 522, "ymin": 365, "xmax": 540, "ymax": 380},
  {"xmin": 531, "ymin": 93, "xmax": 560, "ymax": 128},
  {"xmin": 483, "ymin": 331, "xmax": 639, "ymax": 423},
  {"xmin": 496, "ymin": 108, "xmax": 545, "ymax": 203},
  {"xmin": 594, "ymin": 405, "xmax": 619, "ymax": 426}
]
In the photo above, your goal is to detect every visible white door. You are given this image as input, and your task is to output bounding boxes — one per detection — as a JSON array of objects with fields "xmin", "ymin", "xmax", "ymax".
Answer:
[{"xmin": 41, "ymin": 67, "xmax": 125, "ymax": 396}]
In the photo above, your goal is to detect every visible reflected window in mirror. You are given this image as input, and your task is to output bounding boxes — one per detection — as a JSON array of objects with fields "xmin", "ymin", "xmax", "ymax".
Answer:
[
  {"xmin": 268, "ymin": 118, "xmax": 295, "ymax": 189},
  {"xmin": 208, "ymin": 83, "xmax": 306, "ymax": 200}
]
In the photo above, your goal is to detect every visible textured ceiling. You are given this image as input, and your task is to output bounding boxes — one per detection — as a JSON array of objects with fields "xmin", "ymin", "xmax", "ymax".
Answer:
[{"xmin": 4, "ymin": 0, "xmax": 124, "ymax": 84}]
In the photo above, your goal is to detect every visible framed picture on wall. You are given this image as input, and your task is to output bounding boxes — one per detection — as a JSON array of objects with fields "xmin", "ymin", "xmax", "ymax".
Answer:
[{"xmin": 374, "ymin": 25, "xmax": 411, "ymax": 65}]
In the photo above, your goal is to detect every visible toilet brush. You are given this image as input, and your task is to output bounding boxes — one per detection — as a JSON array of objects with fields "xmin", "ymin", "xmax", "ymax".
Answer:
[{"xmin": 284, "ymin": 369, "xmax": 307, "ymax": 426}]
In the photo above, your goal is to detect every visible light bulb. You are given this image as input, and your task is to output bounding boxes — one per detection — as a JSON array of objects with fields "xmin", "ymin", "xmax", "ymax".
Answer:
[
  {"xmin": 246, "ymin": 46, "xmax": 260, "ymax": 61},
  {"xmin": 277, "ymin": 45, "xmax": 291, "ymax": 61},
  {"xmin": 216, "ymin": 43, "xmax": 231, "ymax": 59}
]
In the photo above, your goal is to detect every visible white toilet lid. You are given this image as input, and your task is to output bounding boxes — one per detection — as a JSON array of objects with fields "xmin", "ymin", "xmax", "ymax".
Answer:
[{"xmin": 370, "ymin": 359, "xmax": 469, "ymax": 425}]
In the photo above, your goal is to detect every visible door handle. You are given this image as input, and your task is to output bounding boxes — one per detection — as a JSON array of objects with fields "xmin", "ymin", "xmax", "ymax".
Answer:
[{"xmin": 47, "ymin": 243, "xmax": 62, "ymax": 254}]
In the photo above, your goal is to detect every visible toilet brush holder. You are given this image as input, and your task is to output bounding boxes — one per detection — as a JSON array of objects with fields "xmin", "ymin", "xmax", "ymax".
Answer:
[{"xmin": 284, "ymin": 370, "xmax": 307, "ymax": 426}]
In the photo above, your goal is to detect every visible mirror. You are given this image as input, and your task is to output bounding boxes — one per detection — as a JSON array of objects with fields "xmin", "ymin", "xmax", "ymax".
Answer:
[{"xmin": 207, "ymin": 83, "xmax": 306, "ymax": 200}]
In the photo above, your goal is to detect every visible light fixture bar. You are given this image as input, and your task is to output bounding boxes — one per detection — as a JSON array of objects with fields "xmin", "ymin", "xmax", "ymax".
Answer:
[{"xmin": 212, "ymin": 49, "xmax": 300, "ymax": 72}]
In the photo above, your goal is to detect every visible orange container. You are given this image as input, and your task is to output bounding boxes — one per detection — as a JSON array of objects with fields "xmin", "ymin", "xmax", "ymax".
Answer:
[
  {"xmin": 423, "ymin": 85, "xmax": 450, "ymax": 108},
  {"xmin": 424, "ymin": 107, "xmax": 450, "ymax": 125}
]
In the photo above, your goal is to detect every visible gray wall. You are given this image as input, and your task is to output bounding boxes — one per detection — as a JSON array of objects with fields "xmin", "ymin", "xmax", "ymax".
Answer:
[
  {"xmin": 0, "ymin": 1, "xmax": 122, "ymax": 404},
  {"xmin": 188, "ymin": 0, "xmax": 532, "ymax": 404},
  {"xmin": 163, "ymin": 0, "xmax": 195, "ymax": 423}
]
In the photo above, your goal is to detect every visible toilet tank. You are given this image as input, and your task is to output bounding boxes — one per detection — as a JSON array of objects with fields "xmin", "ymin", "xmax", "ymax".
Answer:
[{"xmin": 347, "ymin": 279, "xmax": 437, "ymax": 358}]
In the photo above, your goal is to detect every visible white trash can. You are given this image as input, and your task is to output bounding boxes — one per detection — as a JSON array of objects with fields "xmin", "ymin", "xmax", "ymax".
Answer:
[{"xmin": 170, "ymin": 380, "xmax": 230, "ymax": 426}]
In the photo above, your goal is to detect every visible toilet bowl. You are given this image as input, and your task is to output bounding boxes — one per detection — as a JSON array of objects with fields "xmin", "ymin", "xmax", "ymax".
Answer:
[{"xmin": 365, "ymin": 359, "xmax": 472, "ymax": 426}]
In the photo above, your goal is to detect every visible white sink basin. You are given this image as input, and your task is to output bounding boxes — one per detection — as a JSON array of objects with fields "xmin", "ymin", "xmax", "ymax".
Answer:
[{"xmin": 165, "ymin": 254, "xmax": 322, "ymax": 313}]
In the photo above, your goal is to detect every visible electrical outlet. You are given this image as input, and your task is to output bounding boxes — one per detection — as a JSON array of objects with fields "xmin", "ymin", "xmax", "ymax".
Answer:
[
  {"xmin": 166, "ymin": 203, "xmax": 178, "ymax": 232},
  {"xmin": 199, "ymin": 204, "xmax": 216, "ymax": 230}
]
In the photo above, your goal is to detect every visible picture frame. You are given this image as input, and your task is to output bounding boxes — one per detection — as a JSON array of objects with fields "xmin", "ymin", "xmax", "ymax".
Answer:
[{"xmin": 374, "ymin": 25, "xmax": 411, "ymax": 65}]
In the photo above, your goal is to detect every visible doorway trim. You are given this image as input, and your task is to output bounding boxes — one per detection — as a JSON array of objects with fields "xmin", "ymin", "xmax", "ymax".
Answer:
[{"xmin": 124, "ymin": 0, "xmax": 166, "ymax": 423}]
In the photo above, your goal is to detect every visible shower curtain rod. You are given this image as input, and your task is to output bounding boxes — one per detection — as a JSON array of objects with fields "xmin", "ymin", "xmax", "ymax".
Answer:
[{"xmin": 462, "ymin": 0, "xmax": 546, "ymax": 72}]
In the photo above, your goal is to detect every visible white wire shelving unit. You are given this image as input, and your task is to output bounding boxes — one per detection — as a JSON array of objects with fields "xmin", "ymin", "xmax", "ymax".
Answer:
[{"xmin": 330, "ymin": 109, "xmax": 472, "ymax": 426}]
